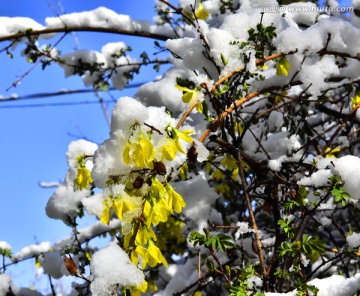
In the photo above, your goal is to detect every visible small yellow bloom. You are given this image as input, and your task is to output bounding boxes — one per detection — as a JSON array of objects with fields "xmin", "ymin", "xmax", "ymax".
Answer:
[
  {"xmin": 147, "ymin": 242, "xmax": 168, "ymax": 267},
  {"xmin": 174, "ymin": 128, "xmax": 194, "ymax": 154},
  {"xmin": 165, "ymin": 183, "xmax": 186, "ymax": 213},
  {"xmin": 195, "ymin": 3, "xmax": 209, "ymax": 20},
  {"xmin": 179, "ymin": 163, "xmax": 189, "ymax": 180},
  {"xmin": 74, "ymin": 167, "xmax": 93, "ymax": 190},
  {"xmin": 351, "ymin": 90, "xmax": 360, "ymax": 109},
  {"xmin": 112, "ymin": 197, "xmax": 137, "ymax": 220},
  {"xmin": 99, "ymin": 199, "xmax": 111, "ymax": 225},
  {"xmin": 123, "ymin": 132, "xmax": 155, "ymax": 169},
  {"xmin": 130, "ymin": 280, "xmax": 148, "ymax": 296},
  {"xmin": 35, "ymin": 258, "xmax": 40, "ymax": 268},
  {"xmin": 176, "ymin": 129, "xmax": 194, "ymax": 143},
  {"xmin": 175, "ymin": 84, "xmax": 199, "ymax": 104},
  {"xmin": 149, "ymin": 178, "xmax": 166, "ymax": 199},
  {"xmin": 132, "ymin": 244, "xmax": 167, "ymax": 269},
  {"xmin": 276, "ymin": 56, "xmax": 291, "ymax": 77},
  {"xmin": 143, "ymin": 200, "xmax": 170, "ymax": 226},
  {"xmin": 135, "ymin": 225, "xmax": 156, "ymax": 246},
  {"xmin": 325, "ymin": 147, "xmax": 341, "ymax": 158},
  {"xmin": 160, "ymin": 139, "xmax": 178, "ymax": 161},
  {"xmin": 196, "ymin": 101, "xmax": 203, "ymax": 113}
]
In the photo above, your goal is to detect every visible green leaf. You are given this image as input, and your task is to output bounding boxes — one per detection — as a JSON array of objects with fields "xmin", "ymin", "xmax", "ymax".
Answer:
[
  {"xmin": 189, "ymin": 231, "xmax": 206, "ymax": 247},
  {"xmin": 0, "ymin": 248, "xmax": 12, "ymax": 258},
  {"xmin": 205, "ymin": 233, "xmax": 234, "ymax": 251},
  {"xmin": 221, "ymin": 53, "xmax": 228, "ymax": 66}
]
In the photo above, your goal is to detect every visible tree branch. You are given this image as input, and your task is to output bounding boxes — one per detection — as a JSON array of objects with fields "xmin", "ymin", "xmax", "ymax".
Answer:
[{"xmin": 0, "ymin": 26, "xmax": 171, "ymax": 43}]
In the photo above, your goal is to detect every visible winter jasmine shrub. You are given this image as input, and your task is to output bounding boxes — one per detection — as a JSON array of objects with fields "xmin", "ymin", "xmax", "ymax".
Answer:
[{"xmin": 2, "ymin": 0, "xmax": 360, "ymax": 295}]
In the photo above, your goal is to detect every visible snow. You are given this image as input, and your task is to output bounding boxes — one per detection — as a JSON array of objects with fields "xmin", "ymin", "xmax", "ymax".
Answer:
[
  {"xmin": 45, "ymin": 7, "xmax": 174, "ymax": 38},
  {"xmin": 45, "ymin": 171, "xmax": 91, "ymax": 223},
  {"xmin": 297, "ymin": 155, "xmax": 360, "ymax": 201},
  {"xmin": 266, "ymin": 273, "xmax": 360, "ymax": 295},
  {"xmin": 46, "ymin": 139, "xmax": 97, "ymax": 223},
  {"xmin": 347, "ymin": 232, "xmax": 360, "ymax": 248},
  {"xmin": 309, "ymin": 273, "xmax": 360, "ymax": 296},
  {"xmin": 154, "ymin": 258, "xmax": 199, "ymax": 296},
  {"xmin": 298, "ymin": 169, "xmax": 332, "ymax": 187},
  {"xmin": 136, "ymin": 67, "xmax": 191, "ymax": 112},
  {"xmin": 53, "ymin": 219, "xmax": 121, "ymax": 251},
  {"xmin": 82, "ymin": 193, "xmax": 105, "ymax": 218},
  {"xmin": 90, "ymin": 241, "xmax": 144, "ymax": 295},
  {"xmin": 234, "ymin": 221, "xmax": 255, "ymax": 240},
  {"xmin": 0, "ymin": 273, "xmax": 42, "ymax": 296},
  {"xmin": 0, "ymin": 241, "xmax": 12, "ymax": 250},
  {"xmin": 173, "ymin": 172, "xmax": 221, "ymax": 231},
  {"xmin": 40, "ymin": 251, "xmax": 69, "ymax": 279},
  {"xmin": 329, "ymin": 155, "xmax": 360, "ymax": 200},
  {"xmin": 0, "ymin": 274, "xmax": 11, "ymax": 295},
  {"xmin": 0, "ymin": 17, "xmax": 45, "ymax": 37},
  {"xmin": 12, "ymin": 242, "xmax": 51, "ymax": 262}
]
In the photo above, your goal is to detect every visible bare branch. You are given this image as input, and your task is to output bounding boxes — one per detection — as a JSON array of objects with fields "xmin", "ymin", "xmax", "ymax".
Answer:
[{"xmin": 0, "ymin": 26, "xmax": 171, "ymax": 43}]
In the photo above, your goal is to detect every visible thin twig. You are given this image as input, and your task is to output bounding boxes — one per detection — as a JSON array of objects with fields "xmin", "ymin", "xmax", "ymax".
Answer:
[
  {"xmin": 199, "ymin": 85, "xmax": 284, "ymax": 143},
  {"xmin": 6, "ymin": 32, "xmax": 68, "ymax": 90},
  {"xmin": 95, "ymin": 90, "xmax": 111, "ymax": 126},
  {"xmin": 235, "ymin": 148, "xmax": 268, "ymax": 289}
]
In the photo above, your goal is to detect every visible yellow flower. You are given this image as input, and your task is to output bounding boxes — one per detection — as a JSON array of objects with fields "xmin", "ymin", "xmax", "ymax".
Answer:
[
  {"xmin": 147, "ymin": 242, "xmax": 168, "ymax": 267},
  {"xmin": 143, "ymin": 200, "xmax": 170, "ymax": 226},
  {"xmin": 130, "ymin": 281, "xmax": 148, "ymax": 296},
  {"xmin": 123, "ymin": 132, "xmax": 155, "ymax": 169},
  {"xmin": 276, "ymin": 56, "xmax": 291, "ymax": 77},
  {"xmin": 175, "ymin": 84, "xmax": 200, "ymax": 104},
  {"xmin": 172, "ymin": 128, "xmax": 194, "ymax": 154},
  {"xmin": 325, "ymin": 147, "xmax": 341, "ymax": 158},
  {"xmin": 149, "ymin": 178, "xmax": 166, "ymax": 199},
  {"xmin": 195, "ymin": 3, "xmax": 209, "ymax": 20},
  {"xmin": 135, "ymin": 225, "xmax": 157, "ymax": 246},
  {"xmin": 74, "ymin": 167, "xmax": 93, "ymax": 190},
  {"xmin": 176, "ymin": 129, "xmax": 194, "ymax": 142},
  {"xmin": 132, "ymin": 242, "xmax": 168, "ymax": 269},
  {"xmin": 165, "ymin": 183, "xmax": 186, "ymax": 213},
  {"xmin": 112, "ymin": 197, "xmax": 137, "ymax": 220},
  {"xmin": 160, "ymin": 138, "xmax": 178, "ymax": 161},
  {"xmin": 351, "ymin": 90, "xmax": 360, "ymax": 109},
  {"xmin": 179, "ymin": 163, "xmax": 189, "ymax": 180},
  {"xmin": 99, "ymin": 199, "xmax": 111, "ymax": 225}
]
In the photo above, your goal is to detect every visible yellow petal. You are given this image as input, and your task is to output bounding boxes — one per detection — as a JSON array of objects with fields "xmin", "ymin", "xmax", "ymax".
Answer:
[
  {"xmin": 182, "ymin": 91, "xmax": 195, "ymax": 104},
  {"xmin": 135, "ymin": 226, "xmax": 149, "ymax": 246},
  {"xmin": 166, "ymin": 183, "xmax": 186, "ymax": 213},
  {"xmin": 175, "ymin": 84, "xmax": 194, "ymax": 92},
  {"xmin": 122, "ymin": 142, "xmax": 131, "ymax": 165},
  {"xmin": 195, "ymin": 3, "xmax": 209, "ymax": 20},
  {"xmin": 352, "ymin": 90, "xmax": 360, "ymax": 109},
  {"xmin": 161, "ymin": 139, "xmax": 177, "ymax": 161},
  {"xmin": 99, "ymin": 201, "xmax": 111, "ymax": 225},
  {"xmin": 74, "ymin": 167, "xmax": 93, "ymax": 190},
  {"xmin": 276, "ymin": 56, "xmax": 291, "ymax": 77},
  {"xmin": 147, "ymin": 243, "xmax": 168, "ymax": 267},
  {"xmin": 177, "ymin": 129, "xmax": 194, "ymax": 142},
  {"xmin": 112, "ymin": 198, "xmax": 136, "ymax": 220}
]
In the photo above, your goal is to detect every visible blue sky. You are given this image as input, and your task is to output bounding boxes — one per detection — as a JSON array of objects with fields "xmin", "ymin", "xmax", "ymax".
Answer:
[{"xmin": 0, "ymin": 0, "xmax": 160, "ymax": 288}]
